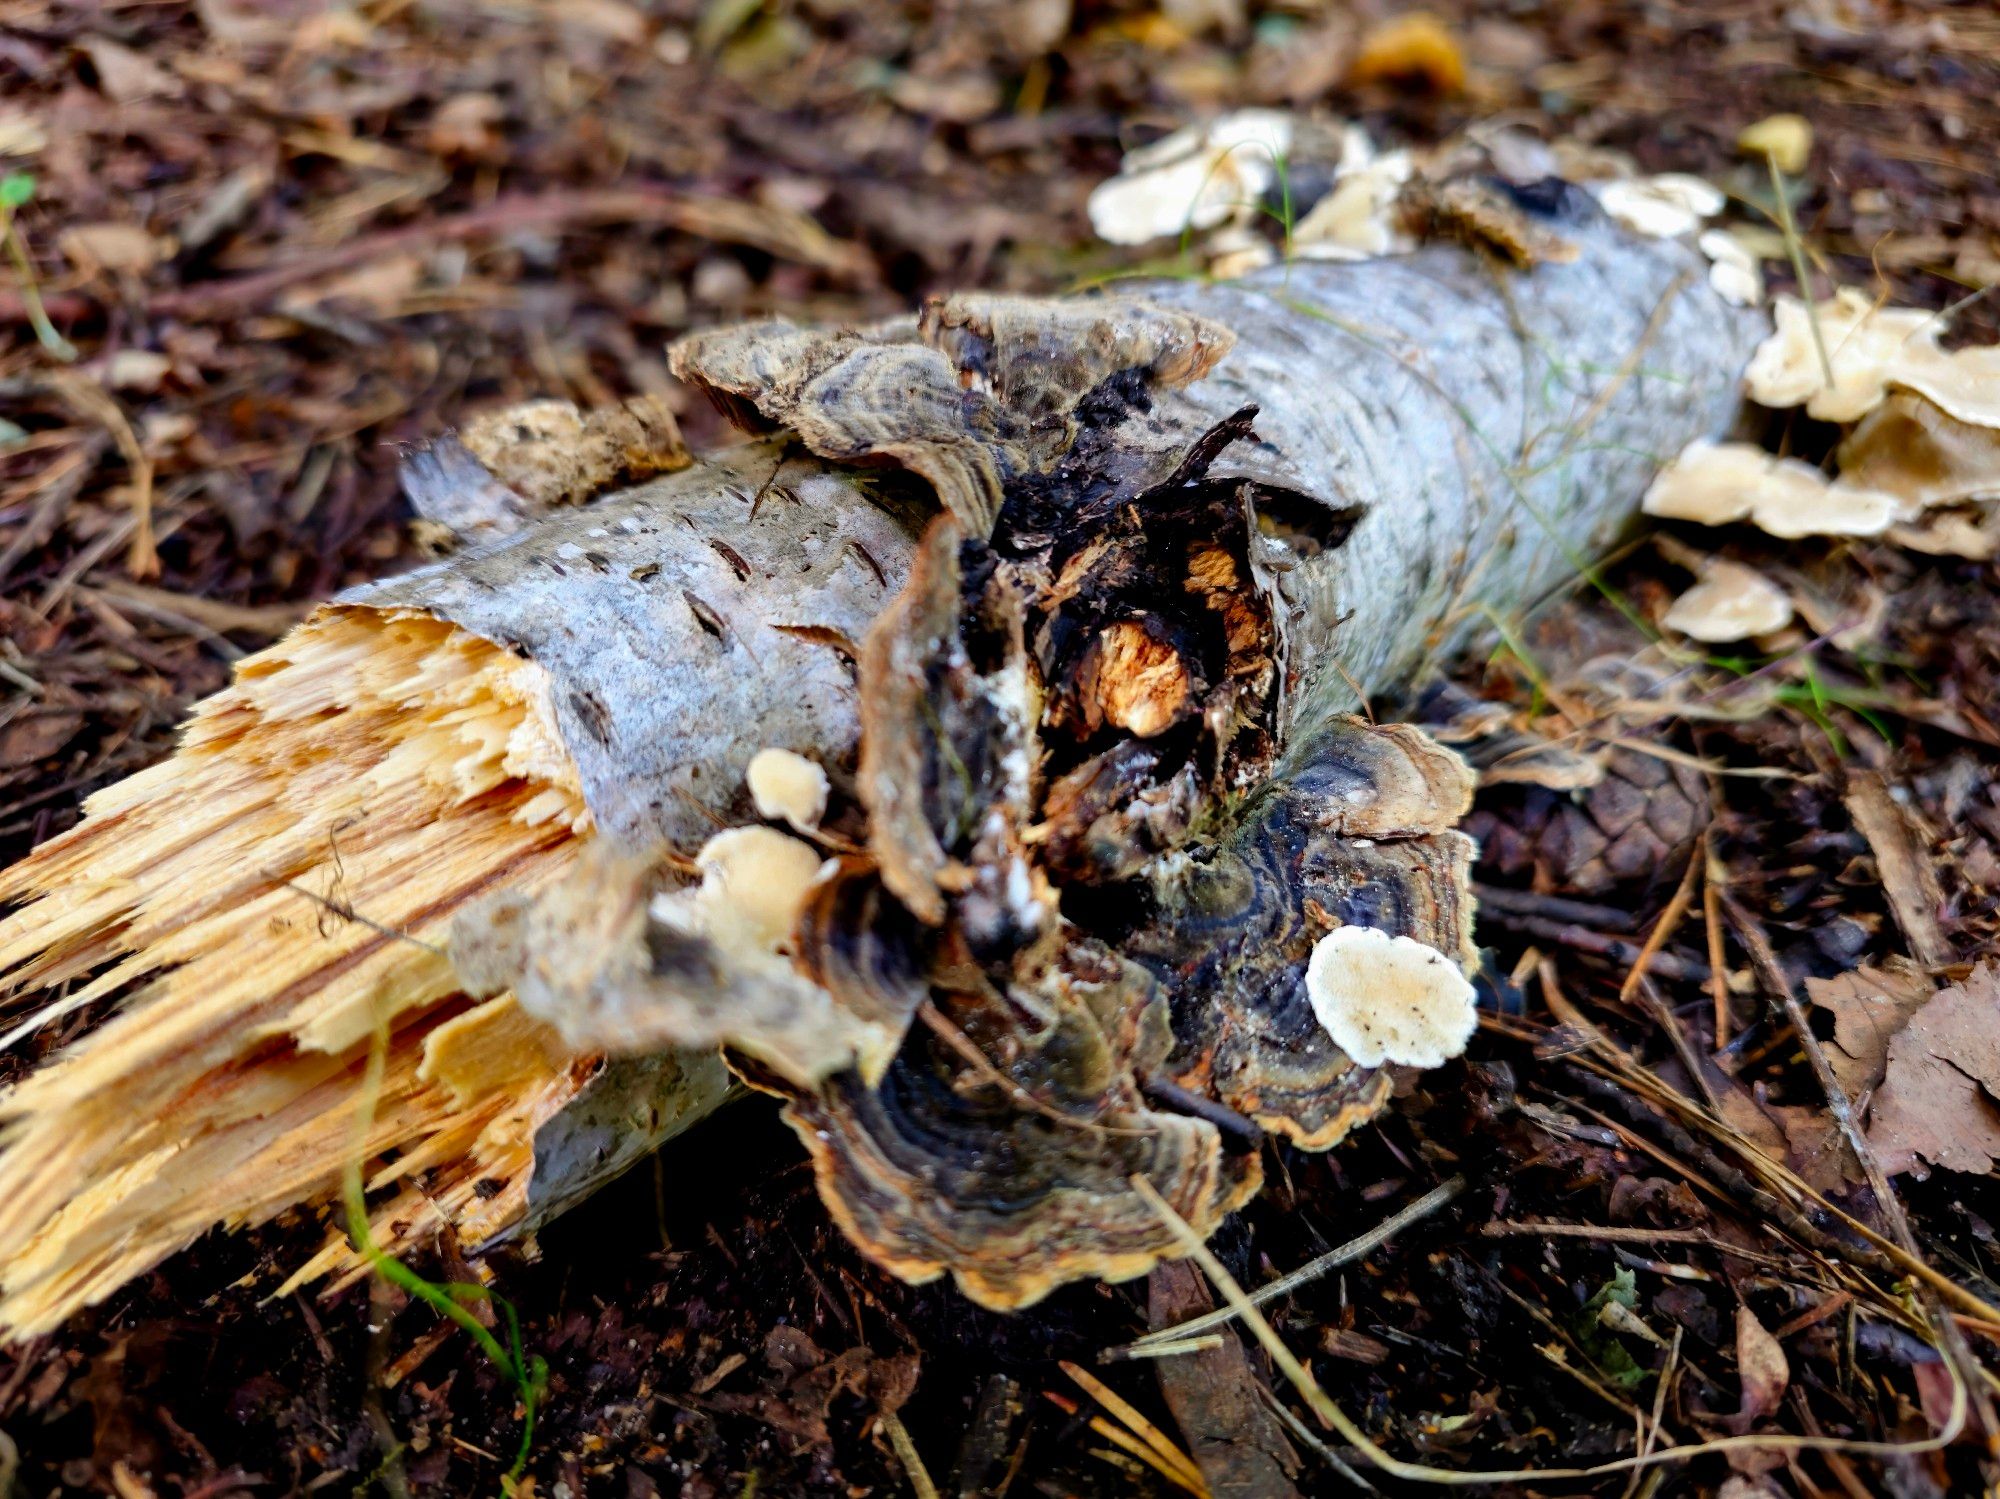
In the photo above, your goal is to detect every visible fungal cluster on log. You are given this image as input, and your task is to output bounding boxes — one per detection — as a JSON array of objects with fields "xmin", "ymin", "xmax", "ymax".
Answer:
[
  {"xmin": 463, "ymin": 296, "xmax": 1481, "ymax": 1307},
  {"xmin": 0, "ymin": 203, "xmax": 1761, "ymax": 1333}
]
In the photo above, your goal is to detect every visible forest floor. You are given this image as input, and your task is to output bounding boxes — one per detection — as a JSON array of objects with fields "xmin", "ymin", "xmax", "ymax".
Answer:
[{"xmin": 3, "ymin": 0, "xmax": 2000, "ymax": 1494}]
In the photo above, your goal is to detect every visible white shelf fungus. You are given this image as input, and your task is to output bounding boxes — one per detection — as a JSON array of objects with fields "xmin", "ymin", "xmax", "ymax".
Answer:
[
  {"xmin": 1839, "ymin": 394, "xmax": 2000, "ymax": 513},
  {"xmin": 1087, "ymin": 109, "xmax": 1295, "ymax": 247},
  {"xmin": 1305, "ymin": 926, "xmax": 1477, "ymax": 1070},
  {"xmin": 747, "ymin": 746, "xmax": 830, "ymax": 833},
  {"xmin": 1698, "ymin": 228, "xmax": 1764, "ymax": 307},
  {"xmin": 684, "ymin": 825, "xmax": 827, "ymax": 950},
  {"xmin": 1746, "ymin": 290, "xmax": 2000, "ymax": 428},
  {"xmin": 1590, "ymin": 174, "xmax": 1724, "ymax": 240},
  {"xmin": 1663, "ymin": 559, "xmax": 1794, "ymax": 643},
  {"xmin": 1643, "ymin": 439, "xmax": 1902, "ymax": 539},
  {"xmin": 1291, "ymin": 149, "xmax": 1416, "ymax": 262}
]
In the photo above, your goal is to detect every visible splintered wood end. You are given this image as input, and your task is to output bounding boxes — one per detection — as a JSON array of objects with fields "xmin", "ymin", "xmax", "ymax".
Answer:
[{"xmin": 0, "ymin": 606, "xmax": 597, "ymax": 1337}]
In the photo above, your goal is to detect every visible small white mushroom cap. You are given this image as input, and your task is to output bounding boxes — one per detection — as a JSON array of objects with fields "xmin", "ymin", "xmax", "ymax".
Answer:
[
  {"xmin": 1087, "ymin": 110, "xmax": 1294, "ymax": 247},
  {"xmin": 1737, "ymin": 113, "xmax": 1813, "ymax": 174},
  {"xmin": 1643, "ymin": 439, "xmax": 1902, "ymax": 538},
  {"xmin": 1746, "ymin": 290, "xmax": 2000, "ymax": 427},
  {"xmin": 1698, "ymin": 229, "xmax": 1764, "ymax": 307},
  {"xmin": 1291, "ymin": 149, "xmax": 1416, "ymax": 262},
  {"xmin": 1591, "ymin": 174, "xmax": 1724, "ymax": 239},
  {"xmin": 747, "ymin": 746, "xmax": 830, "ymax": 833},
  {"xmin": 1305, "ymin": 926, "xmax": 1477, "ymax": 1070},
  {"xmin": 688, "ymin": 825, "xmax": 827, "ymax": 949},
  {"xmin": 1663, "ymin": 560, "xmax": 1795, "ymax": 643}
]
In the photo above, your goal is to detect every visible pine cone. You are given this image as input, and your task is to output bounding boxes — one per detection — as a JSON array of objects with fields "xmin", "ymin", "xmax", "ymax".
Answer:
[
  {"xmin": 1466, "ymin": 743, "xmax": 1709, "ymax": 895},
  {"xmin": 1420, "ymin": 668, "xmax": 1711, "ymax": 897}
]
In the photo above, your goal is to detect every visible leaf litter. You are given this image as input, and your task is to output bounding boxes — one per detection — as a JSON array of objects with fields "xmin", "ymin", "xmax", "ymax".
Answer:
[{"xmin": 5, "ymin": 0, "xmax": 2000, "ymax": 1495}]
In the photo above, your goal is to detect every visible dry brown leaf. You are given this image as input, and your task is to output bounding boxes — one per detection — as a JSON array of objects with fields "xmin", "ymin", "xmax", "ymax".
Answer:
[
  {"xmin": 1762, "ymin": 1096, "xmax": 1860, "ymax": 1194},
  {"xmin": 1866, "ymin": 964, "xmax": 2000, "ymax": 1177},
  {"xmin": 1349, "ymin": 12, "xmax": 1467, "ymax": 93},
  {"xmin": 77, "ymin": 36, "xmax": 183, "ymax": 104},
  {"xmin": 1806, "ymin": 961, "xmax": 1936, "ymax": 1099},
  {"xmin": 1734, "ymin": 1303, "xmax": 1789, "ymax": 1426},
  {"xmin": 0, "ymin": 111, "xmax": 46, "ymax": 157},
  {"xmin": 1843, "ymin": 769, "xmax": 1951, "ymax": 967},
  {"xmin": 60, "ymin": 223, "xmax": 166, "ymax": 276},
  {"xmin": 1713, "ymin": 1078, "xmax": 1790, "ymax": 1166}
]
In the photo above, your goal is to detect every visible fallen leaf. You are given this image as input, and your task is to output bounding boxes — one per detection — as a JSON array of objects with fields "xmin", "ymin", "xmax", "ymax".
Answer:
[
  {"xmin": 426, "ymin": 94, "xmax": 506, "ymax": 158},
  {"xmin": 60, "ymin": 223, "xmax": 165, "ymax": 275},
  {"xmin": 1842, "ymin": 768, "xmax": 1951, "ymax": 967},
  {"xmin": 103, "ymin": 350, "xmax": 173, "ymax": 393},
  {"xmin": 0, "ymin": 709, "xmax": 84, "ymax": 769},
  {"xmin": 1866, "ymin": 964, "xmax": 2000, "ymax": 1177},
  {"xmin": 1349, "ymin": 12, "xmax": 1466, "ymax": 93},
  {"xmin": 1762, "ymin": 1095, "xmax": 1860, "ymax": 1194},
  {"xmin": 1712, "ymin": 1078, "xmax": 1790, "ymax": 1165},
  {"xmin": 282, "ymin": 253, "xmax": 425, "ymax": 315},
  {"xmin": 0, "ymin": 111, "xmax": 46, "ymax": 158},
  {"xmin": 76, "ymin": 36, "xmax": 183, "ymax": 104},
  {"xmin": 1734, "ymin": 1303, "xmax": 1789, "ymax": 1425},
  {"xmin": 1806, "ymin": 961, "xmax": 1935, "ymax": 1098}
]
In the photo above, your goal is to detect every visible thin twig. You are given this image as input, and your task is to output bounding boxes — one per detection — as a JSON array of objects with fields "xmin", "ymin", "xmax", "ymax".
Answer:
[
  {"xmin": 878, "ymin": 1407, "xmax": 939, "ymax": 1499},
  {"xmin": 1060, "ymin": 1361, "xmax": 1206, "ymax": 1493},
  {"xmin": 1256, "ymin": 1383, "xmax": 1379, "ymax": 1494},
  {"xmin": 1482, "ymin": 1222, "xmax": 1760, "ymax": 1248},
  {"xmin": 1118, "ymin": 1177, "xmax": 1465, "ymax": 1353},
  {"xmin": 1702, "ymin": 835, "xmax": 1732, "ymax": 1047},
  {"xmin": 1133, "ymin": 1176, "xmax": 1969, "ymax": 1485},
  {"xmin": 147, "ymin": 187, "xmax": 868, "ymax": 320},
  {"xmin": 1098, "ymin": 1335, "xmax": 1225, "ymax": 1363}
]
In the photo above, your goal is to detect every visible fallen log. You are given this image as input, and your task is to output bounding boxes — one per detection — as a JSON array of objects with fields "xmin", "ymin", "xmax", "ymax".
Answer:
[{"xmin": 0, "ymin": 192, "xmax": 1761, "ymax": 1337}]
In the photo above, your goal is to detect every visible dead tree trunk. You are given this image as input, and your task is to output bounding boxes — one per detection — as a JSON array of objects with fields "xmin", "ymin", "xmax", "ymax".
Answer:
[{"xmin": 0, "ymin": 205, "xmax": 1760, "ymax": 1336}]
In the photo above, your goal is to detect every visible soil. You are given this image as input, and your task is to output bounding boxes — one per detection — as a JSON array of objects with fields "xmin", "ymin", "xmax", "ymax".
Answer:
[{"xmin": 4, "ymin": 1, "xmax": 2000, "ymax": 1494}]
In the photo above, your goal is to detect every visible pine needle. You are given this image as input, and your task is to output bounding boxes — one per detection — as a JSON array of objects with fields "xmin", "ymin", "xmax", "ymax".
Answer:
[
  {"xmin": 1131, "ymin": 1174, "xmax": 1969, "ymax": 1484},
  {"xmin": 1060, "ymin": 1361, "xmax": 1207, "ymax": 1493}
]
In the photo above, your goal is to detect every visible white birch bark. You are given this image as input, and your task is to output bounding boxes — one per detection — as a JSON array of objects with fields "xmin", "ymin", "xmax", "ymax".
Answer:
[{"xmin": 343, "ymin": 213, "xmax": 1768, "ymax": 1233}]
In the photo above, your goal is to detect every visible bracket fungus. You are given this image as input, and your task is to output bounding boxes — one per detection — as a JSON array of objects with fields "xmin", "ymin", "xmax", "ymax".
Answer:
[
  {"xmin": 1305, "ymin": 926, "xmax": 1478, "ymax": 1071},
  {"xmin": 1662, "ymin": 558, "xmax": 1795, "ymax": 644},
  {"xmin": 1838, "ymin": 393, "xmax": 2000, "ymax": 513},
  {"xmin": 1746, "ymin": 290, "xmax": 2000, "ymax": 428},
  {"xmin": 1084, "ymin": 109, "xmax": 1298, "ymax": 247},
  {"xmin": 1643, "ymin": 438, "xmax": 1901, "ymax": 539},
  {"xmin": 1590, "ymin": 173, "xmax": 1724, "ymax": 240},
  {"xmin": 747, "ymin": 747, "xmax": 832, "ymax": 833}
]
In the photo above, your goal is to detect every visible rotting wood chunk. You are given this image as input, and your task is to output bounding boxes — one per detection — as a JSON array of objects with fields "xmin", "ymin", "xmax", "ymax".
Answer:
[{"xmin": 453, "ymin": 334, "xmax": 1481, "ymax": 1308}]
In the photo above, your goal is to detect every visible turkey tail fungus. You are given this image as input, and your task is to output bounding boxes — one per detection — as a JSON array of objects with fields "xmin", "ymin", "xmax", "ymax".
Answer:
[{"xmin": 0, "ymin": 198, "xmax": 1762, "ymax": 1337}]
